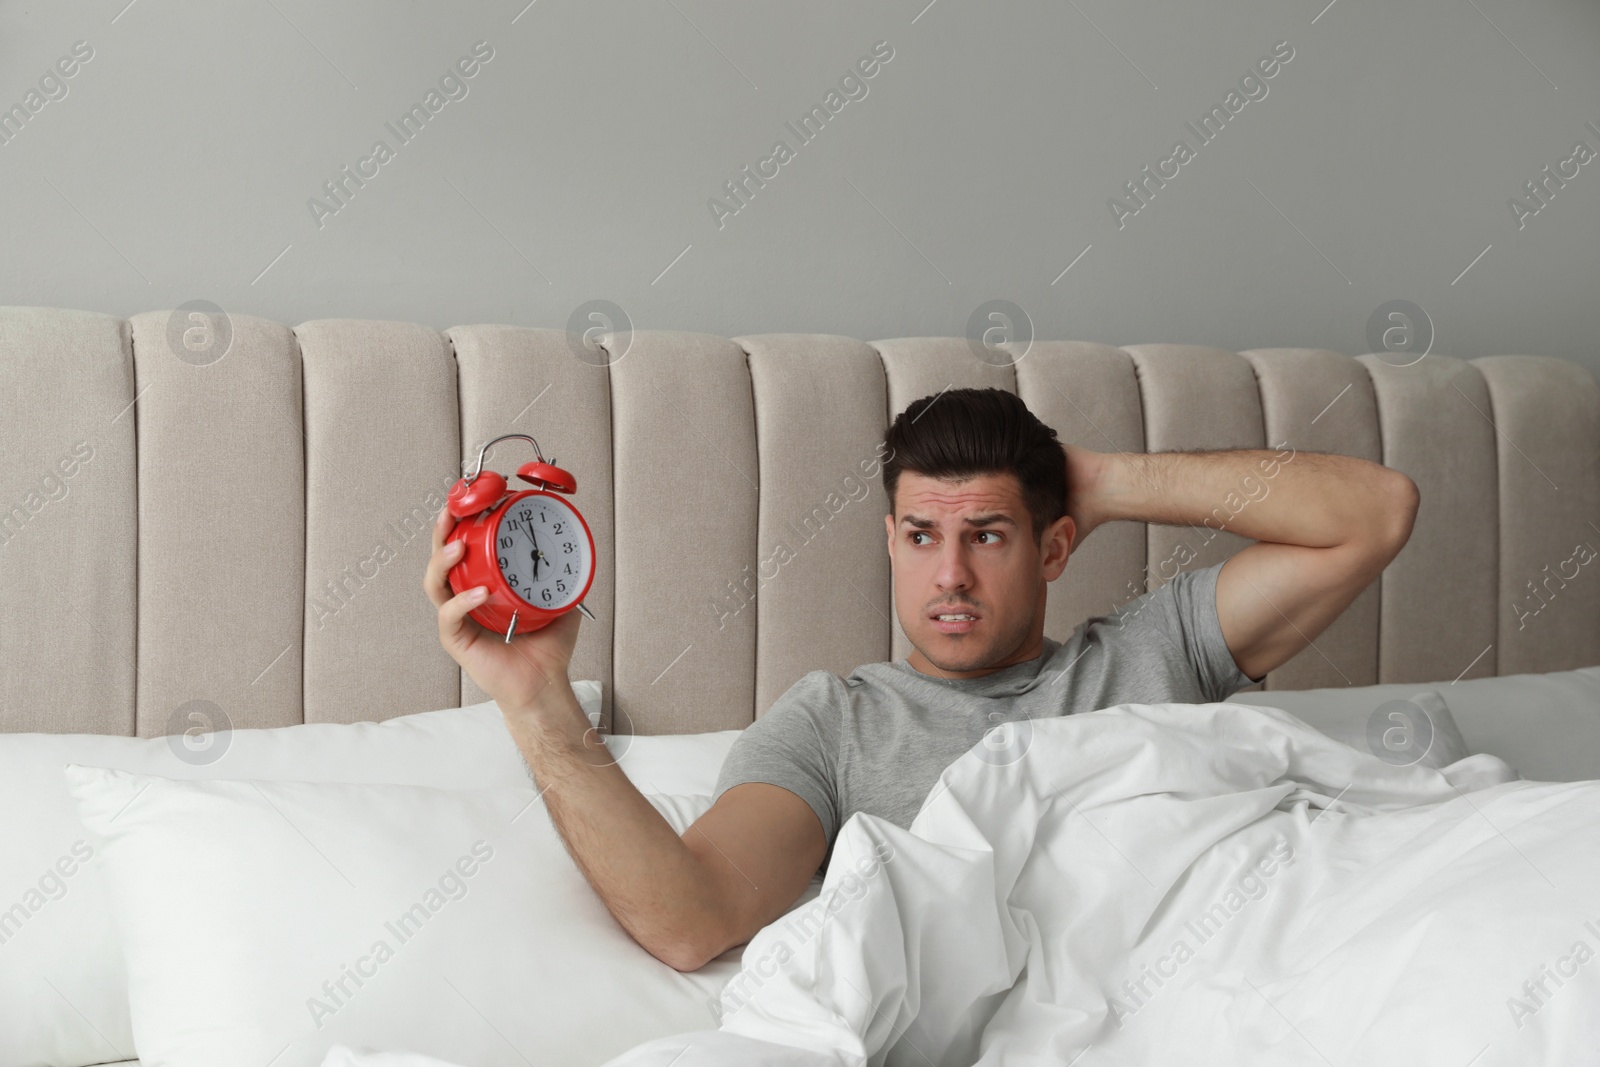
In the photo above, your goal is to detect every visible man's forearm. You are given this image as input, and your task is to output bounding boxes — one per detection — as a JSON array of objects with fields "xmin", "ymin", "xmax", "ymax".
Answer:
[
  {"xmin": 498, "ymin": 683, "xmax": 720, "ymax": 969},
  {"xmin": 1081, "ymin": 445, "xmax": 1410, "ymax": 550}
]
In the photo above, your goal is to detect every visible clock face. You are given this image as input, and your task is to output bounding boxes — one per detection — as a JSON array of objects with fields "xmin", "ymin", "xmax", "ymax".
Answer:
[{"xmin": 494, "ymin": 495, "xmax": 590, "ymax": 611}]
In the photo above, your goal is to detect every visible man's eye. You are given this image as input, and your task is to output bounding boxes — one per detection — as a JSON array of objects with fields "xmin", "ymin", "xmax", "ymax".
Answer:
[{"xmin": 908, "ymin": 531, "xmax": 1002, "ymax": 544}]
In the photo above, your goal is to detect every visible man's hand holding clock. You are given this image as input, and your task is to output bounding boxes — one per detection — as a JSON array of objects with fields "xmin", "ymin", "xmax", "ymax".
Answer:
[{"xmin": 425, "ymin": 504, "xmax": 581, "ymax": 721}]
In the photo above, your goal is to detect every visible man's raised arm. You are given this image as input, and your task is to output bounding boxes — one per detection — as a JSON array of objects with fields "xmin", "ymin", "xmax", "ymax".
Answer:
[{"xmin": 1063, "ymin": 443, "xmax": 1420, "ymax": 681}]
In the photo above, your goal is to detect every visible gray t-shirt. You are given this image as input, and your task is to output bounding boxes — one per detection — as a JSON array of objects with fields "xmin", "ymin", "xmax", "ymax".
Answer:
[{"xmin": 711, "ymin": 560, "xmax": 1260, "ymax": 869}]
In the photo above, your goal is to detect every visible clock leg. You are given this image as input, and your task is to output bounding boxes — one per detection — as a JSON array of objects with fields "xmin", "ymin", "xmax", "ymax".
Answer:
[
  {"xmin": 504, "ymin": 610, "xmax": 519, "ymax": 643},
  {"xmin": 576, "ymin": 602, "xmax": 597, "ymax": 621}
]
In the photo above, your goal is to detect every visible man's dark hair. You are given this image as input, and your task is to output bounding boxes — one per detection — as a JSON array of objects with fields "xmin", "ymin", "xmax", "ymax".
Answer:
[{"xmin": 881, "ymin": 387, "xmax": 1068, "ymax": 544}]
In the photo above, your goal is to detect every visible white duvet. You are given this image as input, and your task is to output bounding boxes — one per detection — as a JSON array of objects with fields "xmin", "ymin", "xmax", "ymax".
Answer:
[{"xmin": 325, "ymin": 701, "xmax": 1600, "ymax": 1067}]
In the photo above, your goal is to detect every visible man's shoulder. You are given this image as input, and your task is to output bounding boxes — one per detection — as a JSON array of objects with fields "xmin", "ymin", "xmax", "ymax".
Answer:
[
  {"xmin": 767, "ymin": 657, "xmax": 902, "ymax": 714},
  {"xmin": 1079, "ymin": 561, "xmax": 1225, "ymax": 639},
  {"xmin": 763, "ymin": 668, "xmax": 850, "ymax": 721},
  {"xmin": 788, "ymin": 667, "xmax": 849, "ymax": 694}
]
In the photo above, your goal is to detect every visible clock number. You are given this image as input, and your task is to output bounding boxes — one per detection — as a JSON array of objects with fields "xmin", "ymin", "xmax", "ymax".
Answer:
[
  {"xmin": 541, "ymin": 588, "xmax": 552, "ymax": 604},
  {"xmin": 556, "ymin": 580, "xmax": 566, "ymax": 593},
  {"xmin": 498, "ymin": 556, "xmax": 508, "ymax": 570},
  {"xmin": 507, "ymin": 574, "xmax": 519, "ymax": 587},
  {"xmin": 552, "ymin": 522, "xmax": 563, "ymax": 534},
  {"xmin": 564, "ymin": 564, "xmax": 573, "ymax": 575},
  {"xmin": 563, "ymin": 542, "xmax": 574, "ymax": 553},
  {"xmin": 499, "ymin": 536, "xmax": 513, "ymax": 549}
]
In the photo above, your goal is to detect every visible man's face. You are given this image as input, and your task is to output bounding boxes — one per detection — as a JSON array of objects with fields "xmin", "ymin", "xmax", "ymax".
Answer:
[{"xmin": 885, "ymin": 470, "xmax": 1072, "ymax": 678}]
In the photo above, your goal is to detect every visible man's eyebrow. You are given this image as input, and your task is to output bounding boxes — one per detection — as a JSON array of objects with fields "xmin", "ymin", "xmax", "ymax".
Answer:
[{"xmin": 900, "ymin": 513, "xmax": 1020, "ymax": 530}]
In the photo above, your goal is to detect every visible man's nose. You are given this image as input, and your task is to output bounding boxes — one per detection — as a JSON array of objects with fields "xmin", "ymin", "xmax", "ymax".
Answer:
[{"xmin": 935, "ymin": 541, "xmax": 975, "ymax": 589}]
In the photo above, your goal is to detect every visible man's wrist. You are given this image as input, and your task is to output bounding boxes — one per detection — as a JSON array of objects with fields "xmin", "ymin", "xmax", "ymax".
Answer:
[
  {"xmin": 1081, "ymin": 448, "xmax": 1151, "ymax": 527},
  {"xmin": 500, "ymin": 674, "xmax": 574, "ymax": 715},
  {"xmin": 1065, "ymin": 444, "xmax": 1117, "ymax": 542},
  {"xmin": 498, "ymin": 679, "xmax": 592, "ymax": 750}
]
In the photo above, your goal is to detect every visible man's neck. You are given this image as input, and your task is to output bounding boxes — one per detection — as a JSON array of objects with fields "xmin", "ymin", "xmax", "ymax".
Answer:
[{"xmin": 906, "ymin": 636, "xmax": 1048, "ymax": 680}]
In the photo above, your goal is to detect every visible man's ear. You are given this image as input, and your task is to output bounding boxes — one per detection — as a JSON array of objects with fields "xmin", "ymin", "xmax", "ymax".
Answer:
[
  {"xmin": 884, "ymin": 512, "xmax": 894, "ymax": 554},
  {"xmin": 1041, "ymin": 514, "xmax": 1074, "ymax": 581}
]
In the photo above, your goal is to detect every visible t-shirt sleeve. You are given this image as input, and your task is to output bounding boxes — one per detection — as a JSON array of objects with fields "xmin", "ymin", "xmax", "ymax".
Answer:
[
  {"xmin": 1135, "ymin": 560, "xmax": 1260, "ymax": 701},
  {"xmin": 711, "ymin": 670, "xmax": 842, "ymax": 849}
]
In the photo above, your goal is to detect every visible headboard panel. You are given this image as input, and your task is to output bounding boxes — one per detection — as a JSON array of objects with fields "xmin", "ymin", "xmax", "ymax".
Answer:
[
  {"xmin": 1478, "ymin": 355, "xmax": 1600, "ymax": 676},
  {"xmin": 298, "ymin": 319, "xmax": 462, "ymax": 725},
  {"xmin": 1244, "ymin": 348, "xmax": 1384, "ymax": 689},
  {"xmin": 1364, "ymin": 354, "xmax": 1501, "ymax": 686},
  {"xmin": 609, "ymin": 331, "xmax": 759, "ymax": 735},
  {"xmin": 1, "ymin": 306, "xmax": 1596, "ymax": 737},
  {"xmin": 129, "ymin": 310, "xmax": 304, "ymax": 736},
  {"xmin": 0, "ymin": 308, "xmax": 136, "ymax": 734},
  {"xmin": 740, "ymin": 334, "xmax": 891, "ymax": 719}
]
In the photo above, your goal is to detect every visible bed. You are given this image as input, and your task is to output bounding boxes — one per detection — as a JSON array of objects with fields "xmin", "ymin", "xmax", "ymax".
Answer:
[{"xmin": 2, "ymin": 304, "xmax": 1598, "ymax": 1066}]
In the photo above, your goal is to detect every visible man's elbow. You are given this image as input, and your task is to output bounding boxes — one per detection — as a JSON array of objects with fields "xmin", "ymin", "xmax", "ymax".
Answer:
[
  {"xmin": 638, "ymin": 908, "xmax": 731, "ymax": 973},
  {"xmin": 648, "ymin": 934, "xmax": 716, "ymax": 973},
  {"xmin": 646, "ymin": 943, "xmax": 701, "ymax": 973},
  {"xmin": 1376, "ymin": 471, "xmax": 1420, "ymax": 555}
]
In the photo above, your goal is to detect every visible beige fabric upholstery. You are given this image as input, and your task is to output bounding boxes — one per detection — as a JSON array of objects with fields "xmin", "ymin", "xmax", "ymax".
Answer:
[
  {"xmin": 297, "ymin": 319, "xmax": 461, "ymax": 725},
  {"xmin": 1, "ymin": 305, "xmax": 1596, "ymax": 737},
  {"xmin": 128, "ymin": 311, "xmax": 305, "ymax": 736},
  {"xmin": 1477, "ymin": 356, "xmax": 1600, "ymax": 677},
  {"xmin": 739, "ymin": 334, "xmax": 892, "ymax": 716},
  {"xmin": 608, "ymin": 331, "xmax": 760, "ymax": 735},
  {"xmin": 1360, "ymin": 354, "xmax": 1501, "ymax": 685},
  {"xmin": 0, "ymin": 308, "xmax": 136, "ymax": 734}
]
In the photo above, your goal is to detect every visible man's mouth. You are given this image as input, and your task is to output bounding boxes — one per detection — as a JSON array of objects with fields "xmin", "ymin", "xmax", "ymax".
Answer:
[{"xmin": 929, "ymin": 609, "xmax": 980, "ymax": 634}]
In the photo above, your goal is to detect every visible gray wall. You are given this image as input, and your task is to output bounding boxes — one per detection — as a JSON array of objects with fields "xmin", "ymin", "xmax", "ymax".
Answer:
[{"xmin": 2, "ymin": 0, "xmax": 1597, "ymax": 373}]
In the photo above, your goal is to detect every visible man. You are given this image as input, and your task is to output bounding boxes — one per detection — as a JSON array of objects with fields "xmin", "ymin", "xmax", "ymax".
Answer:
[{"xmin": 425, "ymin": 387, "xmax": 1419, "ymax": 973}]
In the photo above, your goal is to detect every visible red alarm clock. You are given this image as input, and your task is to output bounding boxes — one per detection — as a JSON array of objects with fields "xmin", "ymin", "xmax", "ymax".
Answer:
[{"xmin": 445, "ymin": 433, "xmax": 598, "ymax": 641}]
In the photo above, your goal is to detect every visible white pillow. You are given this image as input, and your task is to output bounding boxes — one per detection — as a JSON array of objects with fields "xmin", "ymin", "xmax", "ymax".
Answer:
[
  {"xmin": 0, "ymin": 684, "xmax": 739, "ymax": 1067},
  {"xmin": 1230, "ymin": 687, "xmax": 1471, "ymax": 770},
  {"xmin": 1419, "ymin": 665, "xmax": 1600, "ymax": 782},
  {"xmin": 63, "ymin": 764, "xmax": 776, "ymax": 1067}
]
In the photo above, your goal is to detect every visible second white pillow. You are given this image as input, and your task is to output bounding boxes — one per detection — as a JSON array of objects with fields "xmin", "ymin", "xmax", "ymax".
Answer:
[
  {"xmin": 0, "ymin": 683, "xmax": 743, "ymax": 1067},
  {"xmin": 64, "ymin": 764, "xmax": 758, "ymax": 1067}
]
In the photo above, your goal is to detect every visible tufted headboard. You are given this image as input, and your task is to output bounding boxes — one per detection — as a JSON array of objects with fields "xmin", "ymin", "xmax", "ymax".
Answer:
[{"xmin": 1, "ymin": 305, "xmax": 1597, "ymax": 738}]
